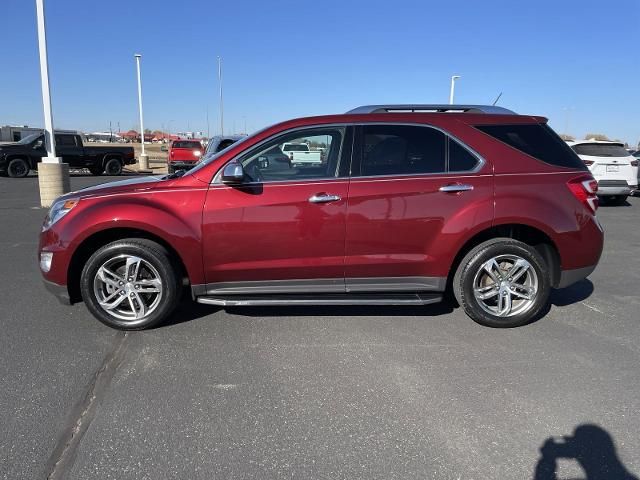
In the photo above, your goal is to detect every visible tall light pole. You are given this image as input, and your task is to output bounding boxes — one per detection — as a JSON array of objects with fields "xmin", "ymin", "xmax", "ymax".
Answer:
[
  {"xmin": 35, "ymin": 0, "xmax": 69, "ymax": 207},
  {"xmin": 218, "ymin": 56, "xmax": 224, "ymax": 136},
  {"xmin": 134, "ymin": 53, "xmax": 148, "ymax": 170},
  {"xmin": 449, "ymin": 75, "xmax": 461, "ymax": 104}
]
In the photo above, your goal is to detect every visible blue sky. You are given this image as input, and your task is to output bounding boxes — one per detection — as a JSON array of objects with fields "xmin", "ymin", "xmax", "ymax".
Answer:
[{"xmin": 1, "ymin": 0, "xmax": 638, "ymax": 144}]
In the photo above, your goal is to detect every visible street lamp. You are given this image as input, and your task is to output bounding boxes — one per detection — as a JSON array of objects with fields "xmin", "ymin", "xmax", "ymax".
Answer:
[
  {"xmin": 449, "ymin": 75, "xmax": 461, "ymax": 105},
  {"xmin": 218, "ymin": 56, "xmax": 224, "ymax": 136},
  {"xmin": 35, "ymin": 0, "xmax": 69, "ymax": 207},
  {"xmin": 134, "ymin": 53, "xmax": 148, "ymax": 170}
]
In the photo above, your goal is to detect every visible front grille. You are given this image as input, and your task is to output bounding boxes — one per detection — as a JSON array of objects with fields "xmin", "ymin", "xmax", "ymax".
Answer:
[{"xmin": 598, "ymin": 180, "xmax": 628, "ymax": 187}]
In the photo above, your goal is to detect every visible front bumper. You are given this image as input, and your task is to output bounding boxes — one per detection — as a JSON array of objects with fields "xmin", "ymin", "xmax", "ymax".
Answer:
[{"xmin": 43, "ymin": 279, "xmax": 72, "ymax": 305}]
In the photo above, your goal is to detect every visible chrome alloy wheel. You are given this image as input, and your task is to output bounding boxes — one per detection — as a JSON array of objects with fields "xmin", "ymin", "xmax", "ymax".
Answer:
[
  {"xmin": 472, "ymin": 254, "xmax": 539, "ymax": 318},
  {"xmin": 93, "ymin": 255, "xmax": 163, "ymax": 324}
]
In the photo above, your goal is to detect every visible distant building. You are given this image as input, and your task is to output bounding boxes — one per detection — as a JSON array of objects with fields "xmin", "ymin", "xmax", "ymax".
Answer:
[{"xmin": 0, "ymin": 125, "xmax": 77, "ymax": 142}]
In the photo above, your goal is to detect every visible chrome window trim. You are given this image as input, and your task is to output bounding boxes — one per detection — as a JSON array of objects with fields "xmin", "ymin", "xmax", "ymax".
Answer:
[
  {"xmin": 212, "ymin": 124, "xmax": 351, "ymax": 185},
  {"xmin": 211, "ymin": 121, "xmax": 486, "ymax": 185}
]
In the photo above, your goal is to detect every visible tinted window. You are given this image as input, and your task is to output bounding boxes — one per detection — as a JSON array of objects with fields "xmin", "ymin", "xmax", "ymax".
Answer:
[
  {"xmin": 448, "ymin": 137, "xmax": 479, "ymax": 172},
  {"xmin": 572, "ymin": 144, "xmax": 629, "ymax": 157},
  {"xmin": 172, "ymin": 141, "xmax": 201, "ymax": 149},
  {"xmin": 476, "ymin": 124, "xmax": 586, "ymax": 169},
  {"xmin": 360, "ymin": 125, "xmax": 446, "ymax": 176},
  {"xmin": 216, "ymin": 139, "xmax": 236, "ymax": 152},
  {"xmin": 283, "ymin": 144, "xmax": 309, "ymax": 152},
  {"xmin": 237, "ymin": 128, "xmax": 344, "ymax": 182},
  {"xmin": 55, "ymin": 135, "xmax": 76, "ymax": 146}
]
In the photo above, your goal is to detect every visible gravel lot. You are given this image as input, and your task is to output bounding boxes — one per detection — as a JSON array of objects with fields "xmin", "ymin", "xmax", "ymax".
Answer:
[{"xmin": 1, "ymin": 174, "xmax": 639, "ymax": 480}]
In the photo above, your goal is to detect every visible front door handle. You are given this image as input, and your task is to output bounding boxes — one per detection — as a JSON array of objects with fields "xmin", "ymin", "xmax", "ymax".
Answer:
[
  {"xmin": 439, "ymin": 183, "xmax": 474, "ymax": 193},
  {"xmin": 309, "ymin": 193, "xmax": 341, "ymax": 204}
]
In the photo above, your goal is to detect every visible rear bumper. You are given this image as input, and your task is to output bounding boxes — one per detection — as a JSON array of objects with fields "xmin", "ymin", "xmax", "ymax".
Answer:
[
  {"xmin": 43, "ymin": 279, "xmax": 72, "ymax": 305},
  {"xmin": 557, "ymin": 264, "xmax": 597, "ymax": 289},
  {"xmin": 597, "ymin": 180, "xmax": 635, "ymax": 196}
]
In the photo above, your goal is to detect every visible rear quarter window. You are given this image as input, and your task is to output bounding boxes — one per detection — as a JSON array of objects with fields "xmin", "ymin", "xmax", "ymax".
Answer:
[{"xmin": 476, "ymin": 124, "xmax": 586, "ymax": 169}]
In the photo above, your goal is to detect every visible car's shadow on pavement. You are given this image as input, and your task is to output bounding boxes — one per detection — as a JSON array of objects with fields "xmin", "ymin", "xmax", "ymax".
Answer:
[
  {"xmin": 550, "ymin": 279, "xmax": 594, "ymax": 307},
  {"xmin": 163, "ymin": 280, "xmax": 593, "ymax": 328}
]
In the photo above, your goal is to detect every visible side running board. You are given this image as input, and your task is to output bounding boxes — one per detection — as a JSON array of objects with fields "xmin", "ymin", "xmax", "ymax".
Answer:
[{"xmin": 196, "ymin": 292, "xmax": 442, "ymax": 307}]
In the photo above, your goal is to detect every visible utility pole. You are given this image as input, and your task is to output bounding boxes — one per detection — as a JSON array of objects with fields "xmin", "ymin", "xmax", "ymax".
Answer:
[
  {"xmin": 35, "ymin": 0, "xmax": 69, "ymax": 207},
  {"xmin": 134, "ymin": 53, "xmax": 148, "ymax": 170},
  {"xmin": 218, "ymin": 56, "xmax": 224, "ymax": 136},
  {"xmin": 449, "ymin": 75, "xmax": 461, "ymax": 104}
]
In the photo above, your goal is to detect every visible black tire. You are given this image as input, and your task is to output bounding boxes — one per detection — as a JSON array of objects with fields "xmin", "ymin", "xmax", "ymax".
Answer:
[
  {"xmin": 80, "ymin": 239, "xmax": 181, "ymax": 330},
  {"xmin": 104, "ymin": 157, "xmax": 123, "ymax": 175},
  {"xmin": 452, "ymin": 238, "xmax": 551, "ymax": 328},
  {"xmin": 88, "ymin": 165, "xmax": 104, "ymax": 176},
  {"xmin": 7, "ymin": 158, "xmax": 30, "ymax": 178}
]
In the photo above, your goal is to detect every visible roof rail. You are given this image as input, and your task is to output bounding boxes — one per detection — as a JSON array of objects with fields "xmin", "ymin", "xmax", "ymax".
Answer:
[{"xmin": 346, "ymin": 104, "xmax": 517, "ymax": 115}]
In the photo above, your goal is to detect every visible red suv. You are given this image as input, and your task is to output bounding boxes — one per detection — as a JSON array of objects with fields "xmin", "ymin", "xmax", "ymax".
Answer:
[
  {"xmin": 167, "ymin": 139, "xmax": 204, "ymax": 173},
  {"xmin": 39, "ymin": 104, "xmax": 604, "ymax": 330}
]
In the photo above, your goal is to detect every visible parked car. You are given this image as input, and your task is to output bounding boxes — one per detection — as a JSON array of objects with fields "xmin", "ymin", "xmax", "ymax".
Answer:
[
  {"xmin": 0, "ymin": 132, "xmax": 136, "ymax": 177},
  {"xmin": 204, "ymin": 135, "xmax": 246, "ymax": 157},
  {"xmin": 281, "ymin": 142, "xmax": 322, "ymax": 166},
  {"xmin": 39, "ymin": 104, "xmax": 603, "ymax": 330},
  {"xmin": 167, "ymin": 140, "xmax": 204, "ymax": 174},
  {"xmin": 567, "ymin": 140, "xmax": 638, "ymax": 205}
]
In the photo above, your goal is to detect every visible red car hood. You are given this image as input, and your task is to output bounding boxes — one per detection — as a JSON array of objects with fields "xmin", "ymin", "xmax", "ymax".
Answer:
[{"xmin": 62, "ymin": 175, "xmax": 162, "ymax": 200}]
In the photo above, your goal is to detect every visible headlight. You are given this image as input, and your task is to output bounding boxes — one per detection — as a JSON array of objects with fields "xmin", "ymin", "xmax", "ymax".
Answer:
[
  {"xmin": 193, "ymin": 150, "xmax": 202, "ymax": 157},
  {"xmin": 43, "ymin": 198, "xmax": 79, "ymax": 230}
]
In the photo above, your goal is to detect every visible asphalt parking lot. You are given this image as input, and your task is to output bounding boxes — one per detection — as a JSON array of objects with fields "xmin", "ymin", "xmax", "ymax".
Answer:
[{"xmin": 1, "ymin": 174, "xmax": 639, "ymax": 480}]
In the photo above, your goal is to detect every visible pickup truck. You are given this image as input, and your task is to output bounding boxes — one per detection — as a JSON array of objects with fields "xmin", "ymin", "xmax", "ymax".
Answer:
[
  {"xmin": 0, "ymin": 132, "xmax": 136, "ymax": 178},
  {"xmin": 281, "ymin": 142, "xmax": 322, "ymax": 166}
]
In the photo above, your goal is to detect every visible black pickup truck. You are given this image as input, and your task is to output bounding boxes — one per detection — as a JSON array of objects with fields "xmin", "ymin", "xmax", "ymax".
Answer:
[{"xmin": 0, "ymin": 132, "xmax": 136, "ymax": 178}]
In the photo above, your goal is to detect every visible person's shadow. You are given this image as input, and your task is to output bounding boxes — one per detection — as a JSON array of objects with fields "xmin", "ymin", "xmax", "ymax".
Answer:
[{"xmin": 534, "ymin": 424, "xmax": 638, "ymax": 479}]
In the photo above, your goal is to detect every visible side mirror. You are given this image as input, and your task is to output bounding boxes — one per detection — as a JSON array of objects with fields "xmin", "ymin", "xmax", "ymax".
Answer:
[
  {"xmin": 221, "ymin": 162, "xmax": 245, "ymax": 184},
  {"xmin": 258, "ymin": 156, "xmax": 269, "ymax": 169}
]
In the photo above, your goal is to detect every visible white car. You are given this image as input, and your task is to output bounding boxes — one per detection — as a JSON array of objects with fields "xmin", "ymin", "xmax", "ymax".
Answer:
[
  {"xmin": 567, "ymin": 140, "xmax": 638, "ymax": 205},
  {"xmin": 281, "ymin": 143, "xmax": 322, "ymax": 166}
]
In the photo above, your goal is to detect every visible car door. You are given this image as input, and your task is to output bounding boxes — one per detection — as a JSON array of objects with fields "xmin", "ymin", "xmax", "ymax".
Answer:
[
  {"xmin": 344, "ymin": 123, "xmax": 494, "ymax": 292},
  {"xmin": 200, "ymin": 126, "xmax": 352, "ymax": 295},
  {"xmin": 54, "ymin": 134, "xmax": 83, "ymax": 166}
]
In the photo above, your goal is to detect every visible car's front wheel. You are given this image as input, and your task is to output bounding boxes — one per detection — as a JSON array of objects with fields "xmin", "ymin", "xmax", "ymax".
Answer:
[
  {"xmin": 80, "ymin": 239, "xmax": 181, "ymax": 330},
  {"xmin": 453, "ymin": 238, "xmax": 551, "ymax": 328}
]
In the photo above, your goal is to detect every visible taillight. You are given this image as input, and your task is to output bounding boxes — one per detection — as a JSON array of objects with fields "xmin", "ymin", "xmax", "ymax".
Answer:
[
  {"xmin": 583, "ymin": 159, "xmax": 594, "ymax": 166},
  {"xmin": 567, "ymin": 175, "xmax": 598, "ymax": 214},
  {"xmin": 631, "ymin": 159, "xmax": 638, "ymax": 167}
]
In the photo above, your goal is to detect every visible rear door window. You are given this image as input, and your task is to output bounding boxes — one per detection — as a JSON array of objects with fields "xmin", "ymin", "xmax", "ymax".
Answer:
[
  {"xmin": 55, "ymin": 134, "xmax": 77, "ymax": 147},
  {"xmin": 476, "ymin": 124, "xmax": 586, "ymax": 169}
]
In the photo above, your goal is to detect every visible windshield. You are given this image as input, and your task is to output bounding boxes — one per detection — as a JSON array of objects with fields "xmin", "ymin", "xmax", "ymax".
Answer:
[
  {"xmin": 17, "ymin": 133, "xmax": 42, "ymax": 144},
  {"xmin": 572, "ymin": 143, "xmax": 630, "ymax": 157}
]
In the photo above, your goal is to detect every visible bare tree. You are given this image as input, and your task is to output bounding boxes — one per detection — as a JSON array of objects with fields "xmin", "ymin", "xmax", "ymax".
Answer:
[
  {"xmin": 559, "ymin": 134, "xmax": 575, "ymax": 141},
  {"xmin": 584, "ymin": 133, "xmax": 609, "ymax": 141}
]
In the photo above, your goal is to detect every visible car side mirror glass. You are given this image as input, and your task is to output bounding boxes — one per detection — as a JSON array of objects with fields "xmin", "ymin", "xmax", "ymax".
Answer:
[{"xmin": 221, "ymin": 163, "xmax": 245, "ymax": 184}]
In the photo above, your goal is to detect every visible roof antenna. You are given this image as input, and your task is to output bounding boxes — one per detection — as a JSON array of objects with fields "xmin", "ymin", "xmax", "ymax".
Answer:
[{"xmin": 492, "ymin": 92, "xmax": 503, "ymax": 106}]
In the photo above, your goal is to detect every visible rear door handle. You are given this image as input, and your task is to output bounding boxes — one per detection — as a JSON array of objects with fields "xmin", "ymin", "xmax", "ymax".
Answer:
[
  {"xmin": 439, "ymin": 183, "xmax": 474, "ymax": 193},
  {"xmin": 309, "ymin": 193, "xmax": 341, "ymax": 204}
]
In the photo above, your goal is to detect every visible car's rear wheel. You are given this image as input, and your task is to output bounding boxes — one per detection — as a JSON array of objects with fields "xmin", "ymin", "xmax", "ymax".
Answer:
[
  {"xmin": 453, "ymin": 238, "xmax": 551, "ymax": 328},
  {"xmin": 7, "ymin": 158, "xmax": 30, "ymax": 178},
  {"xmin": 80, "ymin": 239, "xmax": 181, "ymax": 330},
  {"xmin": 104, "ymin": 157, "xmax": 123, "ymax": 175}
]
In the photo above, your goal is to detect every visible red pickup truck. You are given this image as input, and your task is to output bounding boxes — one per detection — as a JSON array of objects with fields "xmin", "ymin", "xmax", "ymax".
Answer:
[{"xmin": 168, "ymin": 140, "xmax": 204, "ymax": 173}]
